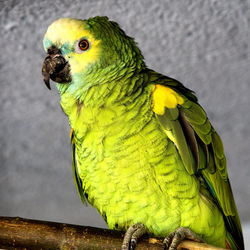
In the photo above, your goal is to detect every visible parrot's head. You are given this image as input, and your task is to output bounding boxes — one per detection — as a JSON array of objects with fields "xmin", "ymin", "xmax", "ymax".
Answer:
[{"xmin": 42, "ymin": 16, "xmax": 145, "ymax": 92}]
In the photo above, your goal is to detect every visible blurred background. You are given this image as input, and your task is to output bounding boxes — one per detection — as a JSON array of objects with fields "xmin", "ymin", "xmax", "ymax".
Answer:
[{"xmin": 0, "ymin": 0, "xmax": 249, "ymax": 247}]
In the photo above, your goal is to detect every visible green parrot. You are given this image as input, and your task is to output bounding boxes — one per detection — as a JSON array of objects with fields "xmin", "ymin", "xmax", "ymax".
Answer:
[{"xmin": 42, "ymin": 16, "xmax": 244, "ymax": 249}]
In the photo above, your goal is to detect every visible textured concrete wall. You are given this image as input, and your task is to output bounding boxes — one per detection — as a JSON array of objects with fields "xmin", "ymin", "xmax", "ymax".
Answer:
[{"xmin": 0, "ymin": 0, "xmax": 249, "ymax": 239}]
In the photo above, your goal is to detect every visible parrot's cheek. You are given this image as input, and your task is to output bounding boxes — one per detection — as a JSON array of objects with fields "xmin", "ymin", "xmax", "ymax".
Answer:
[{"xmin": 42, "ymin": 54, "xmax": 72, "ymax": 90}]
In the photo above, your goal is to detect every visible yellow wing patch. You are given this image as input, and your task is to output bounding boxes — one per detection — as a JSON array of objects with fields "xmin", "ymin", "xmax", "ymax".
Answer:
[{"xmin": 152, "ymin": 84, "xmax": 184, "ymax": 115}]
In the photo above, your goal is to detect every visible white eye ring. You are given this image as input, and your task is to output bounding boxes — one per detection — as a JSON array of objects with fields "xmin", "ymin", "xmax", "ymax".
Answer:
[{"xmin": 75, "ymin": 38, "xmax": 90, "ymax": 54}]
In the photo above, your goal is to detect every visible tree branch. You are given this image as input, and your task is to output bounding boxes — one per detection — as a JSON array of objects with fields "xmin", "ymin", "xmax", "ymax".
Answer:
[{"xmin": 0, "ymin": 217, "xmax": 226, "ymax": 249}]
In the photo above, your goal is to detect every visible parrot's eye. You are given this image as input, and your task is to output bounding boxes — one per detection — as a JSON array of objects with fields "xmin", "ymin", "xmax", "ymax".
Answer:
[{"xmin": 78, "ymin": 39, "xmax": 89, "ymax": 51}]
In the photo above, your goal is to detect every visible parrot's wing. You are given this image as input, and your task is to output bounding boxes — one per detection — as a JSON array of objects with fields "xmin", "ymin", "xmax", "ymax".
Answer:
[
  {"xmin": 151, "ymin": 76, "xmax": 244, "ymax": 249},
  {"xmin": 70, "ymin": 129, "xmax": 87, "ymax": 205}
]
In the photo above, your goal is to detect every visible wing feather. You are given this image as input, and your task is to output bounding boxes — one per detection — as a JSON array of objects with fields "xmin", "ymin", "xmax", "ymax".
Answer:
[
  {"xmin": 151, "ymin": 76, "xmax": 244, "ymax": 249},
  {"xmin": 71, "ymin": 129, "xmax": 87, "ymax": 205}
]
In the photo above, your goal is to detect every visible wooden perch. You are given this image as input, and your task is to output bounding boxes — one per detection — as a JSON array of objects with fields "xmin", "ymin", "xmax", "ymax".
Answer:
[{"xmin": 0, "ymin": 217, "xmax": 226, "ymax": 250}]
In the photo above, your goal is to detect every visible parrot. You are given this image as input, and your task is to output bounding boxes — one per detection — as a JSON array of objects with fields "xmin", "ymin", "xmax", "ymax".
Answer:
[{"xmin": 42, "ymin": 16, "xmax": 244, "ymax": 250}]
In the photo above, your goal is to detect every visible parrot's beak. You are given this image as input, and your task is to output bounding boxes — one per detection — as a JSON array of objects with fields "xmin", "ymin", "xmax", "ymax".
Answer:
[{"xmin": 42, "ymin": 46, "xmax": 71, "ymax": 90}]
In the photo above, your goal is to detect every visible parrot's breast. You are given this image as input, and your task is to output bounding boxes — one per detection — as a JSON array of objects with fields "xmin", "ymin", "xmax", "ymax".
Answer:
[
  {"xmin": 74, "ymin": 103, "xmax": 181, "ymax": 235},
  {"xmin": 68, "ymin": 85, "xmax": 195, "ymax": 235}
]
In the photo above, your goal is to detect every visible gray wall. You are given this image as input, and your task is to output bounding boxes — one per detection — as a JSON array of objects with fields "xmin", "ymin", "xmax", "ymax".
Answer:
[{"xmin": 0, "ymin": 0, "xmax": 249, "ymax": 240}]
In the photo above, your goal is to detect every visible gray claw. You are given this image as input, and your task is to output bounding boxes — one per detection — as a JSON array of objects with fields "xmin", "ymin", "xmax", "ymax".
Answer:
[
  {"xmin": 163, "ymin": 227, "xmax": 204, "ymax": 250},
  {"xmin": 121, "ymin": 223, "xmax": 147, "ymax": 250}
]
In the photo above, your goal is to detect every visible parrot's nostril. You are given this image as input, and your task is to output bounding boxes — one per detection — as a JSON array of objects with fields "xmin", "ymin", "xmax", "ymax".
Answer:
[{"xmin": 47, "ymin": 46, "xmax": 61, "ymax": 56}]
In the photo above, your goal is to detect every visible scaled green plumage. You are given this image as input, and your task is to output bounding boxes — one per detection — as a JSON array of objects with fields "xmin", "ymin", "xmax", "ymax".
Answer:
[{"xmin": 43, "ymin": 16, "xmax": 244, "ymax": 249}]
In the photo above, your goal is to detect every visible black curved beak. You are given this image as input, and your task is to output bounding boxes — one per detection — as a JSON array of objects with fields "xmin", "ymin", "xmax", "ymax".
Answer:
[{"xmin": 42, "ymin": 46, "xmax": 71, "ymax": 90}]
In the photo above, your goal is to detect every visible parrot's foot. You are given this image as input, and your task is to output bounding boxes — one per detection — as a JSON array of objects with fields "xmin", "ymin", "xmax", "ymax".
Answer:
[
  {"xmin": 121, "ymin": 223, "xmax": 147, "ymax": 250},
  {"xmin": 163, "ymin": 227, "xmax": 204, "ymax": 250}
]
